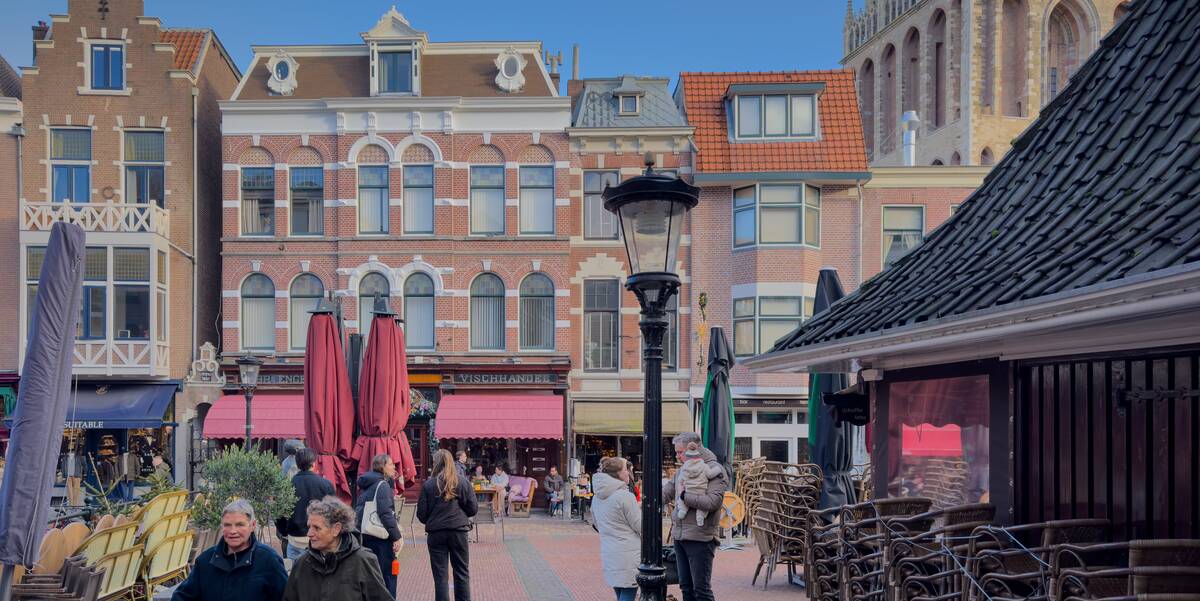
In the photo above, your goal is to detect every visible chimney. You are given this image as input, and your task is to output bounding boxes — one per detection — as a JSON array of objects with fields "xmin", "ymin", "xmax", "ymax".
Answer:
[
  {"xmin": 572, "ymin": 44, "xmax": 580, "ymax": 80},
  {"xmin": 901, "ymin": 111, "xmax": 921, "ymax": 167},
  {"xmin": 32, "ymin": 21, "xmax": 49, "ymax": 63},
  {"xmin": 566, "ymin": 44, "xmax": 584, "ymax": 112},
  {"xmin": 545, "ymin": 49, "xmax": 563, "ymax": 93}
]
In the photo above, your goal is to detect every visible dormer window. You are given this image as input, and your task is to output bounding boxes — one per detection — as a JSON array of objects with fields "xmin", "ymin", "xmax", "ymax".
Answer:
[
  {"xmin": 379, "ymin": 50, "xmax": 413, "ymax": 94},
  {"xmin": 618, "ymin": 94, "xmax": 640, "ymax": 115},
  {"xmin": 735, "ymin": 94, "xmax": 816, "ymax": 139}
]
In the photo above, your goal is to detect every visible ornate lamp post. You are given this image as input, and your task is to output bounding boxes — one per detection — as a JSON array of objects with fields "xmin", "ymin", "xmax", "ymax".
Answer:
[
  {"xmin": 236, "ymin": 354, "xmax": 263, "ymax": 450},
  {"xmin": 603, "ymin": 155, "xmax": 699, "ymax": 601}
]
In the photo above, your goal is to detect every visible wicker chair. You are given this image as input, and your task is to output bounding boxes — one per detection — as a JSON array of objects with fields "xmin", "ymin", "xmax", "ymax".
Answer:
[
  {"xmin": 1056, "ymin": 539, "xmax": 1200, "ymax": 601},
  {"xmin": 749, "ymin": 461, "xmax": 822, "ymax": 589},
  {"xmin": 977, "ymin": 519, "xmax": 1111, "ymax": 601},
  {"xmin": 841, "ymin": 498, "xmax": 935, "ymax": 601},
  {"xmin": 888, "ymin": 503, "xmax": 996, "ymax": 601}
]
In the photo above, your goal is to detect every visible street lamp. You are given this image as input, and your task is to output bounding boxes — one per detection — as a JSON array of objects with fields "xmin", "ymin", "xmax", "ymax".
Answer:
[
  {"xmin": 603, "ymin": 154, "xmax": 699, "ymax": 601},
  {"xmin": 236, "ymin": 354, "xmax": 263, "ymax": 450}
]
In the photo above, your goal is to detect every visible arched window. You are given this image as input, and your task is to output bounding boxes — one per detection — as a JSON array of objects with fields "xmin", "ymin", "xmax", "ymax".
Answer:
[
  {"xmin": 404, "ymin": 273, "xmax": 435, "ymax": 350},
  {"xmin": 241, "ymin": 274, "xmax": 275, "ymax": 351},
  {"xmin": 289, "ymin": 274, "xmax": 324, "ymax": 350},
  {"xmin": 358, "ymin": 272, "xmax": 390, "ymax": 341},
  {"xmin": 931, "ymin": 159, "xmax": 945, "ymax": 166},
  {"xmin": 470, "ymin": 274, "xmax": 505, "ymax": 350},
  {"xmin": 881, "ymin": 45, "xmax": 897, "ymax": 152},
  {"xmin": 902, "ymin": 28, "xmax": 921, "ymax": 119},
  {"xmin": 1046, "ymin": 0, "xmax": 1091, "ymax": 103},
  {"xmin": 859, "ymin": 60, "xmax": 876, "ymax": 159},
  {"xmin": 1001, "ymin": 0, "xmax": 1028, "ymax": 117},
  {"xmin": 519, "ymin": 274, "xmax": 554, "ymax": 350},
  {"xmin": 981, "ymin": 147, "xmax": 995, "ymax": 166},
  {"xmin": 928, "ymin": 10, "xmax": 948, "ymax": 128},
  {"xmin": 951, "ymin": 151, "xmax": 962, "ymax": 165},
  {"xmin": 981, "ymin": 0, "xmax": 997, "ymax": 111}
]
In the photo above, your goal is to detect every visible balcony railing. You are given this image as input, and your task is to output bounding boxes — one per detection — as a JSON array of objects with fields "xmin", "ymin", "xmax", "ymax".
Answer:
[
  {"xmin": 72, "ymin": 340, "xmax": 170, "ymax": 377},
  {"xmin": 21, "ymin": 202, "xmax": 170, "ymax": 237}
]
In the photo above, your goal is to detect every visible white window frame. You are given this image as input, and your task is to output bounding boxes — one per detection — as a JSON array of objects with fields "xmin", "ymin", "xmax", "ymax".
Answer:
[
  {"xmin": 239, "ymin": 166, "xmax": 276, "ymax": 237},
  {"xmin": 733, "ymin": 93, "xmax": 819, "ymax": 140},
  {"xmin": 403, "ymin": 272, "xmax": 436, "ymax": 351},
  {"xmin": 80, "ymin": 39, "xmax": 130, "ymax": 96},
  {"xmin": 583, "ymin": 279, "xmax": 621, "ymax": 372},
  {"xmin": 357, "ymin": 165, "xmax": 390, "ymax": 235},
  {"xmin": 288, "ymin": 166, "xmax": 325, "ymax": 237},
  {"xmin": 372, "ymin": 45, "xmax": 418, "ymax": 96},
  {"xmin": 618, "ymin": 94, "xmax": 641, "ymax": 115},
  {"xmin": 468, "ymin": 273, "xmax": 506, "ymax": 351},
  {"xmin": 122, "ymin": 129, "xmax": 166, "ymax": 208},
  {"xmin": 518, "ymin": 165, "xmax": 555, "ymax": 236},
  {"xmin": 402, "ymin": 164, "xmax": 435, "ymax": 236},
  {"xmin": 240, "ymin": 273, "xmax": 277, "ymax": 352},
  {"xmin": 288, "ymin": 273, "xmax": 324, "ymax": 351},
  {"xmin": 733, "ymin": 295, "xmax": 813, "ymax": 357},
  {"xmin": 731, "ymin": 183, "xmax": 821, "ymax": 249},
  {"xmin": 583, "ymin": 170, "xmax": 620, "ymax": 240},
  {"xmin": 518, "ymin": 273, "xmax": 556, "ymax": 351},
  {"xmin": 882, "ymin": 205, "xmax": 927, "ymax": 269},
  {"xmin": 469, "ymin": 165, "xmax": 506, "ymax": 236}
]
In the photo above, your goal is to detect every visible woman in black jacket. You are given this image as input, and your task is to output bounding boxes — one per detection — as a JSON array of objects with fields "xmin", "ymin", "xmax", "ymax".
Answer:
[
  {"xmin": 417, "ymin": 449, "xmax": 478, "ymax": 601},
  {"xmin": 353, "ymin": 454, "xmax": 404, "ymax": 598}
]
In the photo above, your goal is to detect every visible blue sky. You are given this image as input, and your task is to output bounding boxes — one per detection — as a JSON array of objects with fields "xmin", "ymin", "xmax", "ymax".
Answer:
[{"xmin": 0, "ymin": 1, "xmax": 847, "ymax": 86}]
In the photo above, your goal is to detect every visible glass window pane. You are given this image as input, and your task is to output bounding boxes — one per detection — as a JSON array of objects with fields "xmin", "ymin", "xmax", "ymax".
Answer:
[
  {"xmin": 73, "ymin": 167, "xmax": 90, "ymax": 203},
  {"xmin": 760, "ymin": 185, "xmax": 801, "ymax": 204},
  {"xmin": 471, "ymin": 188, "xmax": 505, "ymax": 234},
  {"xmin": 360, "ymin": 272, "xmax": 389, "ymax": 297},
  {"xmin": 51, "ymin": 130, "xmax": 91, "ymax": 160},
  {"xmin": 734, "ymin": 437, "xmax": 753, "ymax": 462},
  {"xmin": 584, "ymin": 312, "xmax": 617, "ymax": 370},
  {"xmin": 358, "ymin": 166, "xmax": 388, "ymax": 187},
  {"xmin": 520, "ymin": 295, "xmax": 554, "ymax": 350},
  {"xmin": 291, "ymin": 167, "xmax": 323, "ymax": 189},
  {"xmin": 124, "ymin": 132, "xmax": 164, "ymax": 162},
  {"xmin": 471, "ymin": 166, "xmax": 504, "ymax": 187},
  {"xmin": 519, "ymin": 166, "xmax": 553, "ymax": 187},
  {"xmin": 403, "ymin": 165, "xmax": 433, "ymax": 187},
  {"xmin": 26, "ymin": 285, "xmax": 37, "ymax": 329},
  {"xmin": 520, "ymin": 188, "xmax": 554, "ymax": 234},
  {"xmin": 805, "ymin": 206, "xmax": 821, "ymax": 246},
  {"xmin": 114, "ymin": 285, "xmax": 150, "ymax": 340},
  {"xmin": 26, "ymin": 247, "xmax": 46, "ymax": 281},
  {"xmin": 757, "ymin": 411, "xmax": 794, "ymax": 424},
  {"xmin": 584, "ymin": 280, "xmax": 619, "ymax": 310},
  {"xmin": 737, "ymin": 96, "xmax": 762, "ymax": 137},
  {"xmin": 290, "ymin": 296, "xmax": 319, "ymax": 350},
  {"xmin": 760, "ymin": 440, "xmax": 790, "ymax": 463},
  {"xmin": 92, "ymin": 46, "xmax": 106, "ymax": 89},
  {"xmin": 883, "ymin": 206, "xmax": 924, "ymax": 230},
  {"xmin": 242, "ymin": 297, "xmax": 275, "ymax": 350},
  {"xmin": 734, "ymin": 208, "xmax": 755, "ymax": 247},
  {"xmin": 78, "ymin": 286, "xmax": 106, "ymax": 340},
  {"xmin": 85, "ymin": 248, "xmax": 107, "ymax": 281},
  {"xmin": 759, "ymin": 319, "xmax": 801, "ymax": 354},
  {"xmin": 405, "ymin": 296, "xmax": 434, "ymax": 349},
  {"xmin": 585, "ymin": 193, "xmax": 619, "ymax": 239},
  {"xmin": 470, "ymin": 295, "xmax": 504, "ymax": 350},
  {"xmin": 791, "ymin": 95, "xmax": 815, "ymax": 135},
  {"xmin": 734, "ymin": 186, "xmax": 756, "ymax": 208},
  {"xmin": 113, "ymin": 248, "xmax": 149, "ymax": 282},
  {"xmin": 358, "ymin": 188, "xmax": 387, "ymax": 233},
  {"xmin": 241, "ymin": 168, "xmax": 274, "ymax": 189},
  {"xmin": 760, "ymin": 297, "xmax": 801, "ymax": 316},
  {"xmin": 764, "ymin": 96, "xmax": 789, "ymax": 136},
  {"xmin": 109, "ymin": 46, "xmax": 123, "ymax": 89},
  {"xmin": 291, "ymin": 274, "xmax": 323, "ymax": 297},
  {"xmin": 805, "ymin": 184, "xmax": 821, "ymax": 207},
  {"xmin": 620, "ymin": 95, "xmax": 638, "ymax": 113},
  {"xmin": 156, "ymin": 289, "xmax": 167, "ymax": 342},
  {"xmin": 241, "ymin": 274, "xmax": 274, "ymax": 297},
  {"xmin": 733, "ymin": 319, "xmax": 755, "ymax": 356},
  {"xmin": 157, "ymin": 250, "xmax": 167, "ymax": 285},
  {"xmin": 404, "ymin": 273, "xmax": 434, "ymax": 296},
  {"xmin": 888, "ymin": 375, "xmax": 991, "ymax": 503},
  {"xmin": 760, "ymin": 207, "xmax": 801, "ymax": 243},
  {"xmin": 733, "ymin": 298, "xmax": 756, "ymax": 317},
  {"xmin": 404, "ymin": 187, "xmax": 434, "ymax": 234},
  {"xmin": 734, "ymin": 412, "xmax": 753, "ymax": 425},
  {"xmin": 379, "ymin": 52, "xmax": 412, "ymax": 93}
]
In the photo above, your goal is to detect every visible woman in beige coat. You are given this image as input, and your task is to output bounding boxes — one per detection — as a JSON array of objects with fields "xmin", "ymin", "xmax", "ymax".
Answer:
[{"xmin": 590, "ymin": 456, "xmax": 642, "ymax": 601}]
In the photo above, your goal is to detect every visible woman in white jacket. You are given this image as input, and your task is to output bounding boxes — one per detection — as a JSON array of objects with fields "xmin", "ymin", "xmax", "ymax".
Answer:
[{"xmin": 591, "ymin": 456, "xmax": 642, "ymax": 601}]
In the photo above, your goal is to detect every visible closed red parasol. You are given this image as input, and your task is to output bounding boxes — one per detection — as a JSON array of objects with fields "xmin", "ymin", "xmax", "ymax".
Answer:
[
  {"xmin": 303, "ymin": 305, "xmax": 355, "ymax": 501},
  {"xmin": 352, "ymin": 300, "xmax": 417, "ymax": 489}
]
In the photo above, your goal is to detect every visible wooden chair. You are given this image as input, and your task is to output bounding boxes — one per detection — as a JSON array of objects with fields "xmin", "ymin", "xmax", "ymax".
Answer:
[
  {"xmin": 94, "ymin": 515, "xmax": 115, "ymax": 532},
  {"xmin": 94, "ymin": 545, "xmax": 144, "ymax": 601},
  {"xmin": 508, "ymin": 477, "xmax": 537, "ymax": 518},
  {"xmin": 74, "ymin": 522, "xmax": 140, "ymax": 565},
  {"xmin": 141, "ymin": 531, "xmax": 194, "ymax": 599},
  {"xmin": 35, "ymin": 529, "xmax": 68, "ymax": 576},
  {"xmin": 134, "ymin": 491, "xmax": 188, "ymax": 531},
  {"xmin": 62, "ymin": 522, "xmax": 91, "ymax": 556},
  {"xmin": 137, "ymin": 511, "xmax": 190, "ymax": 552},
  {"xmin": 11, "ymin": 556, "xmax": 104, "ymax": 601}
]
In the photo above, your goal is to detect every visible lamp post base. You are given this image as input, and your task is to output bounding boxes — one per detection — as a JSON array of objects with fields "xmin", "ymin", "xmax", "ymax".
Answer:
[{"xmin": 636, "ymin": 562, "xmax": 667, "ymax": 601}]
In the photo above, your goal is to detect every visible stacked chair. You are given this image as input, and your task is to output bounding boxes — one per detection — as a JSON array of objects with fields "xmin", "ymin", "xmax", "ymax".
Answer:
[
  {"xmin": 921, "ymin": 460, "xmax": 969, "ymax": 510},
  {"xmin": 807, "ymin": 497, "xmax": 933, "ymax": 601},
  {"xmin": 1053, "ymin": 539, "xmax": 1200, "ymax": 601},
  {"xmin": 879, "ymin": 503, "xmax": 996, "ymax": 601},
  {"xmin": 748, "ymin": 461, "xmax": 822, "ymax": 589},
  {"xmin": 11, "ymin": 554, "xmax": 105, "ymax": 601}
]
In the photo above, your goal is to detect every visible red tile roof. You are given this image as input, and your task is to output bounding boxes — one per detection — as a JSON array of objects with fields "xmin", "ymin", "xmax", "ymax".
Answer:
[
  {"xmin": 679, "ymin": 70, "xmax": 869, "ymax": 174},
  {"xmin": 159, "ymin": 29, "xmax": 209, "ymax": 72}
]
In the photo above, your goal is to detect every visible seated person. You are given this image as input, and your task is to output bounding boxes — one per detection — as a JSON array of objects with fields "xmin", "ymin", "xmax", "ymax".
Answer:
[
  {"xmin": 471, "ymin": 465, "xmax": 488, "ymax": 487},
  {"xmin": 490, "ymin": 465, "xmax": 510, "ymax": 515},
  {"xmin": 573, "ymin": 473, "xmax": 593, "ymax": 519}
]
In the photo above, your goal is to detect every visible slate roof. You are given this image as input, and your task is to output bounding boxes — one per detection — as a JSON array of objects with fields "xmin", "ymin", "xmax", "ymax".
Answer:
[
  {"xmin": 677, "ymin": 70, "xmax": 868, "ymax": 173},
  {"xmin": 0, "ymin": 54, "xmax": 20, "ymax": 99},
  {"xmin": 571, "ymin": 76, "xmax": 687, "ymax": 128},
  {"xmin": 770, "ymin": 0, "xmax": 1200, "ymax": 352},
  {"xmin": 159, "ymin": 29, "xmax": 209, "ymax": 73}
]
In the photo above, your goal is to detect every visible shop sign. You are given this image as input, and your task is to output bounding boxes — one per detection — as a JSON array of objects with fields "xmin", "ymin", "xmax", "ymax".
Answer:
[
  {"xmin": 64, "ymin": 420, "xmax": 106, "ymax": 429},
  {"xmin": 452, "ymin": 373, "xmax": 557, "ymax": 386},
  {"xmin": 733, "ymin": 398, "xmax": 804, "ymax": 408},
  {"xmin": 253, "ymin": 373, "xmax": 305, "ymax": 385},
  {"xmin": 823, "ymin": 389, "xmax": 870, "ymax": 426}
]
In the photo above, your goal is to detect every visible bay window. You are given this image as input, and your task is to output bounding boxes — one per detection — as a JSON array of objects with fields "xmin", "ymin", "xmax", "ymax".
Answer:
[
  {"xmin": 734, "ymin": 296, "xmax": 814, "ymax": 356},
  {"xmin": 733, "ymin": 183, "xmax": 821, "ymax": 248}
]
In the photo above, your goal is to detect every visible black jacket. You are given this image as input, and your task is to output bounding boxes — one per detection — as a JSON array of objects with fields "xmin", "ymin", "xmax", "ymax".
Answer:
[
  {"xmin": 282, "ymin": 533, "xmax": 391, "ymax": 601},
  {"xmin": 277, "ymin": 471, "xmax": 336, "ymax": 538},
  {"xmin": 172, "ymin": 534, "xmax": 287, "ymax": 601},
  {"xmin": 353, "ymin": 470, "xmax": 402, "ymax": 542},
  {"xmin": 417, "ymin": 475, "xmax": 478, "ymax": 533}
]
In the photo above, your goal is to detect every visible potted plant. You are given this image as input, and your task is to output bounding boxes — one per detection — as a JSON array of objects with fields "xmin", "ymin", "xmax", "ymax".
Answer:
[{"xmin": 191, "ymin": 447, "xmax": 296, "ymax": 542}]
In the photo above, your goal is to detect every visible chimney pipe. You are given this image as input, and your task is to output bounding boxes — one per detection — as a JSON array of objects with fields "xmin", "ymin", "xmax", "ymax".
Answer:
[
  {"xmin": 572, "ymin": 44, "xmax": 580, "ymax": 80},
  {"xmin": 901, "ymin": 111, "xmax": 921, "ymax": 167}
]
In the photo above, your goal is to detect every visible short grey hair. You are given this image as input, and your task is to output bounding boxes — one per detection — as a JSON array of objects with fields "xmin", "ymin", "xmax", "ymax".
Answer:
[
  {"xmin": 306, "ymin": 496, "xmax": 356, "ymax": 531},
  {"xmin": 221, "ymin": 499, "xmax": 256, "ymax": 522},
  {"xmin": 371, "ymin": 453, "xmax": 393, "ymax": 473},
  {"xmin": 672, "ymin": 432, "xmax": 702, "ymax": 448}
]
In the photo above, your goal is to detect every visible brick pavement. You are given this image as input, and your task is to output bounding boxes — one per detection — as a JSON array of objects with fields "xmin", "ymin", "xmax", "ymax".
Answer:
[{"xmin": 396, "ymin": 514, "xmax": 805, "ymax": 600}]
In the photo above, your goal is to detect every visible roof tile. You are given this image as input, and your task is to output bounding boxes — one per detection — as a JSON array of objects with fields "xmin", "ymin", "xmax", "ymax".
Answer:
[{"xmin": 159, "ymin": 29, "xmax": 208, "ymax": 72}]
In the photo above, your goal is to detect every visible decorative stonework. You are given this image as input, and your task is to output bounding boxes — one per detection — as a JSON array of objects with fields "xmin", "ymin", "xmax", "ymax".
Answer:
[
  {"xmin": 267, "ymin": 50, "xmax": 299, "ymax": 96},
  {"xmin": 494, "ymin": 47, "xmax": 527, "ymax": 93}
]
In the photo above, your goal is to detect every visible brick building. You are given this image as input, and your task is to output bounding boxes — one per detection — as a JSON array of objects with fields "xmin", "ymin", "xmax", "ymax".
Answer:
[
  {"xmin": 843, "ymin": 0, "xmax": 1129, "ymax": 166},
  {"xmin": 214, "ymin": 8, "xmax": 573, "ymax": 494},
  {"xmin": 0, "ymin": 54, "xmax": 22, "ymax": 422},
  {"xmin": 677, "ymin": 70, "xmax": 987, "ymax": 464},
  {"xmin": 8, "ymin": 0, "xmax": 239, "ymax": 484},
  {"xmin": 565, "ymin": 74, "xmax": 695, "ymax": 473}
]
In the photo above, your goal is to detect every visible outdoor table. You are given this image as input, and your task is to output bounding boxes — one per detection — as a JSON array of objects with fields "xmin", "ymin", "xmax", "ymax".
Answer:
[{"xmin": 472, "ymin": 487, "xmax": 502, "ymax": 542}]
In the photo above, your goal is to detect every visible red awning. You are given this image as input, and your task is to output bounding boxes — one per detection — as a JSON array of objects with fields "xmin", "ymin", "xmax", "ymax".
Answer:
[
  {"xmin": 901, "ymin": 424, "xmax": 963, "ymax": 457},
  {"xmin": 435, "ymin": 393, "xmax": 563, "ymax": 440},
  {"xmin": 204, "ymin": 395, "xmax": 304, "ymax": 440}
]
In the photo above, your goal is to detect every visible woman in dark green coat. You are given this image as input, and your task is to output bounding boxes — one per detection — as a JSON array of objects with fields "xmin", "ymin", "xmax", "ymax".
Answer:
[{"xmin": 283, "ymin": 496, "xmax": 393, "ymax": 601}]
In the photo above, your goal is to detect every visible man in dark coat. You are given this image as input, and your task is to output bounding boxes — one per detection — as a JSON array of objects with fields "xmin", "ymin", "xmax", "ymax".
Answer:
[
  {"xmin": 172, "ymin": 499, "xmax": 287, "ymax": 601},
  {"xmin": 276, "ymin": 448, "xmax": 336, "ymax": 560}
]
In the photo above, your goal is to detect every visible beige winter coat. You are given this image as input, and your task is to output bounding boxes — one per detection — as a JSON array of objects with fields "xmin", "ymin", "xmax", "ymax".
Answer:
[{"xmin": 591, "ymin": 472, "xmax": 642, "ymax": 588}]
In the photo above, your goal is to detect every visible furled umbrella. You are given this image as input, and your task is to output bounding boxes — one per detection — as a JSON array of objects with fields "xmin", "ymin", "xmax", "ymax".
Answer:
[
  {"xmin": 808, "ymin": 267, "xmax": 856, "ymax": 509},
  {"xmin": 303, "ymin": 301, "xmax": 355, "ymax": 501},
  {"xmin": 0, "ymin": 222, "xmax": 85, "ymax": 596},
  {"xmin": 352, "ymin": 298, "xmax": 417, "ymax": 489},
  {"xmin": 700, "ymin": 326, "xmax": 735, "ymax": 477}
]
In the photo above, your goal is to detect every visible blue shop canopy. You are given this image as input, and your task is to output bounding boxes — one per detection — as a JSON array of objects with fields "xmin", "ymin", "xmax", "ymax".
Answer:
[{"xmin": 4, "ymin": 381, "xmax": 180, "ymax": 430}]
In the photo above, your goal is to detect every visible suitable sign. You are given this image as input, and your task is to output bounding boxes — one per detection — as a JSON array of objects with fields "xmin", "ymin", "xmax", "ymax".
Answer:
[{"xmin": 452, "ymin": 373, "xmax": 558, "ymax": 385}]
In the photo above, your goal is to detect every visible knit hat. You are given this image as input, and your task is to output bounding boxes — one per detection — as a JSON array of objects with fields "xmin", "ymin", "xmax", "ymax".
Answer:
[{"xmin": 685, "ymin": 441, "xmax": 702, "ymax": 459}]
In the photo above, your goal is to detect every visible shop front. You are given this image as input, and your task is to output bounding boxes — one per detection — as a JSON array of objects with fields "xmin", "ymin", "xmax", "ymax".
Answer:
[
  {"xmin": 572, "ymin": 399, "xmax": 692, "ymax": 476},
  {"xmin": 209, "ymin": 360, "xmax": 306, "ymax": 456},
  {"xmin": 731, "ymin": 397, "xmax": 810, "ymax": 464}
]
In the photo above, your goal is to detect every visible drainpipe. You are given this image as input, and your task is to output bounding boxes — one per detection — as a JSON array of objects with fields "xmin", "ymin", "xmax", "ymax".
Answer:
[
  {"xmin": 12, "ymin": 124, "xmax": 24, "ymax": 206},
  {"xmin": 191, "ymin": 87, "xmax": 199, "ymax": 367},
  {"xmin": 855, "ymin": 179, "xmax": 865, "ymax": 288}
]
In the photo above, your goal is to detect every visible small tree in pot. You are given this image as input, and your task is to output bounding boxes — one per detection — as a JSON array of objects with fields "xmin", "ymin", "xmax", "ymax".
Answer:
[{"xmin": 192, "ymin": 446, "xmax": 296, "ymax": 541}]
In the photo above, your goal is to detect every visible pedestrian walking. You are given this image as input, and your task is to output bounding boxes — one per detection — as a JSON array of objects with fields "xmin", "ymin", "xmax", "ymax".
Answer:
[
  {"xmin": 417, "ymin": 449, "xmax": 478, "ymax": 601},
  {"xmin": 663, "ymin": 432, "xmax": 729, "ymax": 601},
  {"xmin": 60, "ymin": 447, "xmax": 84, "ymax": 506},
  {"xmin": 172, "ymin": 500, "xmax": 288, "ymax": 601},
  {"xmin": 281, "ymin": 441, "xmax": 301, "ymax": 481},
  {"xmin": 283, "ymin": 496, "xmax": 392, "ymax": 601},
  {"xmin": 590, "ymin": 457, "xmax": 641, "ymax": 601},
  {"xmin": 276, "ymin": 448, "xmax": 336, "ymax": 561},
  {"xmin": 353, "ymin": 453, "xmax": 404, "ymax": 598},
  {"xmin": 543, "ymin": 466, "xmax": 565, "ymax": 516},
  {"xmin": 455, "ymin": 450, "xmax": 470, "ymax": 479}
]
